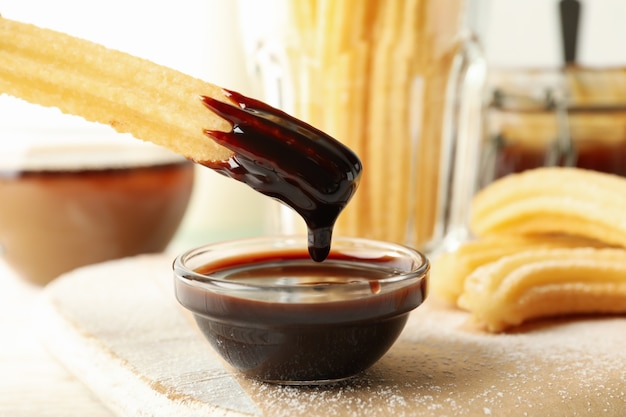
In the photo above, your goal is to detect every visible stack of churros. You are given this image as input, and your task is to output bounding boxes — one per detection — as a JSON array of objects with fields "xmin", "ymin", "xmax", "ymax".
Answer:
[
  {"xmin": 0, "ymin": 16, "xmax": 233, "ymax": 163},
  {"xmin": 432, "ymin": 167, "xmax": 626, "ymax": 332},
  {"xmin": 283, "ymin": 0, "xmax": 465, "ymax": 247}
]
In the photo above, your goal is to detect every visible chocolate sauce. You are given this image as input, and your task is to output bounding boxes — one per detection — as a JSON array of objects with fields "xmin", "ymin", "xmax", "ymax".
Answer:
[
  {"xmin": 200, "ymin": 90, "xmax": 362, "ymax": 262},
  {"xmin": 491, "ymin": 139, "xmax": 626, "ymax": 181},
  {"xmin": 174, "ymin": 249, "xmax": 427, "ymax": 382}
]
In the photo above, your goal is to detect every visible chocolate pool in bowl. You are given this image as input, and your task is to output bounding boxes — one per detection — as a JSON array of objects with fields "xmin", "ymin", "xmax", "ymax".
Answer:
[
  {"xmin": 173, "ymin": 236, "xmax": 429, "ymax": 385},
  {"xmin": 0, "ymin": 136, "xmax": 194, "ymax": 285}
]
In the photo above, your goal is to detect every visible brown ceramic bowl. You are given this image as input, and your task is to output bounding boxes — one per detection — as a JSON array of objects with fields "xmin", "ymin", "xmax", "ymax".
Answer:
[{"xmin": 0, "ymin": 133, "xmax": 194, "ymax": 285}]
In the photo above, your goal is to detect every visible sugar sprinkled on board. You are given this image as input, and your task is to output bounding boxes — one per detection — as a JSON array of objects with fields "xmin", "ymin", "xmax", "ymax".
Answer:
[{"xmin": 240, "ymin": 300, "xmax": 626, "ymax": 417}]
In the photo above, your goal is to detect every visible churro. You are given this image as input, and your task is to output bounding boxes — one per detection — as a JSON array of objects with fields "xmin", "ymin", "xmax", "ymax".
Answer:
[
  {"xmin": 470, "ymin": 167, "xmax": 626, "ymax": 248},
  {"xmin": 432, "ymin": 167, "xmax": 626, "ymax": 332},
  {"xmin": 281, "ymin": 0, "xmax": 467, "ymax": 248},
  {"xmin": 431, "ymin": 234, "xmax": 605, "ymax": 304},
  {"xmin": 0, "ymin": 16, "xmax": 363, "ymax": 261},
  {"xmin": 458, "ymin": 248, "xmax": 626, "ymax": 332},
  {"xmin": 0, "ymin": 16, "xmax": 232, "ymax": 162}
]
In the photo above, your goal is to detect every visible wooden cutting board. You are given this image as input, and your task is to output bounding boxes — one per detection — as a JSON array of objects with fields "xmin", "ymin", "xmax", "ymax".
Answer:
[{"xmin": 37, "ymin": 254, "xmax": 626, "ymax": 417}]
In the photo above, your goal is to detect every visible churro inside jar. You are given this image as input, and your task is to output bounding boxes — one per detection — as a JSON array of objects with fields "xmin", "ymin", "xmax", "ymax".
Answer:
[{"xmin": 239, "ymin": 0, "xmax": 486, "ymax": 253}]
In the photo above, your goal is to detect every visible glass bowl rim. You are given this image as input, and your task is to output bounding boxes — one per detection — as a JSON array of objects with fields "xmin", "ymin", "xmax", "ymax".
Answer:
[{"xmin": 173, "ymin": 235, "xmax": 430, "ymax": 293}]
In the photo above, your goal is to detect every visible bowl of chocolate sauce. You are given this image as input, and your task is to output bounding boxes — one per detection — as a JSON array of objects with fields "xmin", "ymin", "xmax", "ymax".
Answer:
[{"xmin": 173, "ymin": 235, "xmax": 429, "ymax": 385}]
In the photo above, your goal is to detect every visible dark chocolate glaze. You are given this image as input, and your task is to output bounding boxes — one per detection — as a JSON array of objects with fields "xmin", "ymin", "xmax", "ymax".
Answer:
[
  {"xmin": 491, "ymin": 139, "xmax": 626, "ymax": 181},
  {"xmin": 200, "ymin": 90, "xmax": 362, "ymax": 262}
]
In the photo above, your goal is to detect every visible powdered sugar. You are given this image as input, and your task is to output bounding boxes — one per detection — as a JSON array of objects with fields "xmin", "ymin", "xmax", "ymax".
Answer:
[
  {"xmin": 241, "ymin": 300, "xmax": 626, "ymax": 416},
  {"xmin": 39, "ymin": 255, "xmax": 626, "ymax": 417}
]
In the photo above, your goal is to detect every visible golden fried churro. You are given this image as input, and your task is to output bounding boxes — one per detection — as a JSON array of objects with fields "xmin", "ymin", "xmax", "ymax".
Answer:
[
  {"xmin": 470, "ymin": 167, "xmax": 626, "ymax": 248},
  {"xmin": 280, "ymin": 0, "xmax": 468, "ymax": 249},
  {"xmin": 0, "ymin": 17, "xmax": 364, "ymax": 262},
  {"xmin": 0, "ymin": 16, "xmax": 232, "ymax": 162},
  {"xmin": 431, "ymin": 234, "xmax": 606, "ymax": 304},
  {"xmin": 458, "ymin": 248, "xmax": 626, "ymax": 332}
]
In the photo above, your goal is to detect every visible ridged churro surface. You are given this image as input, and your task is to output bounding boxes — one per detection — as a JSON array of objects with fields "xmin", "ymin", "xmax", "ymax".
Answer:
[
  {"xmin": 459, "ymin": 248, "xmax": 626, "ymax": 332},
  {"xmin": 432, "ymin": 167, "xmax": 626, "ymax": 332},
  {"xmin": 431, "ymin": 234, "xmax": 605, "ymax": 304},
  {"xmin": 470, "ymin": 167, "xmax": 626, "ymax": 247},
  {"xmin": 0, "ymin": 17, "xmax": 232, "ymax": 162}
]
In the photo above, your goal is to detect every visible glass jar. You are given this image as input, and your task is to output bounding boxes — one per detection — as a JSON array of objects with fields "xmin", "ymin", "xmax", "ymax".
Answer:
[
  {"xmin": 479, "ymin": 67, "xmax": 626, "ymax": 189},
  {"xmin": 237, "ymin": 0, "xmax": 487, "ymax": 255}
]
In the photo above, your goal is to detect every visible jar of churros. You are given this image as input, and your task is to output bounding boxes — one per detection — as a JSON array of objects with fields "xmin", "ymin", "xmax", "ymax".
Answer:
[
  {"xmin": 479, "ymin": 67, "xmax": 626, "ymax": 189},
  {"xmin": 238, "ymin": 0, "xmax": 487, "ymax": 255}
]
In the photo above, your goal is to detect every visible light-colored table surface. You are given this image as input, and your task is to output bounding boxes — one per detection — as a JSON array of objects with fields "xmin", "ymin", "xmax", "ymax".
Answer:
[
  {"xmin": 0, "ymin": 260, "xmax": 114, "ymax": 417},
  {"xmin": 4, "ymin": 254, "xmax": 626, "ymax": 417}
]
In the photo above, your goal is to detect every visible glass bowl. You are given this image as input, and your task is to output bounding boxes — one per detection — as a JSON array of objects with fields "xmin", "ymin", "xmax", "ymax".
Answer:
[{"xmin": 173, "ymin": 235, "xmax": 429, "ymax": 385}]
